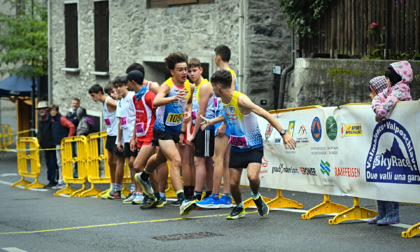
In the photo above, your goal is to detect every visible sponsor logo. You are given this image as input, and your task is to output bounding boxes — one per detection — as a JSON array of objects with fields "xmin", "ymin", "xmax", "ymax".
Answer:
[
  {"xmin": 260, "ymin": 156, "xmax": 268, "ymax": 178},
  {"xmin": 311, "ymin": 117, "xmax": 322, "ymax": 142},
  {"xmin": 265, "ymin": 124, "xmax": 273, "ymax": 140},
  {"xmin": 296, "ymin": 124, "xmax": 309, "ymax": 143},
  {"xmin": 288, "ymin": 121, "xmax": 296, "ymax": 137},
  {"xmin": 299, "ymin": 167, "xmax": 317, "ymax": 176},
  {"xmin": 326, "ymin": 116, "xmax": 338, "ymax": 140},
  {"xmin": 274, "ymin": 138, "xmax": 282, "ymax": 145},
  {"xmin": 366, "ymin": 119, "xmax": 419, "ymax": 184},
  {"xmin": 272, "ymin": 163, "xmax": 299, "ymax": 174},
  {"xmin": 335, "ymin": 167, "xmax": 361, "ymax": 177},
  {"xmin": 320, "ymin": 160, "xmax": 330, "ymax": 176},
  {"xmin": 340, "ymin": 123, "xmax": 363, "ymax": 137},
  {"xmin": 229, "ymin": 105, "xmax": 235, "ymax": 113}
]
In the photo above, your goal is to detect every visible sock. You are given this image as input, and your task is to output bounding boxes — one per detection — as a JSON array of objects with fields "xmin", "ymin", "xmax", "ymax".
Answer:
[
  {"xmin": 140, "ymin": 170, "xmax": 150, "ymax": 181},
  {"xmin": 252, "ymin": 192, "xmax": 260, "ymax": 200},
  {"xmin": 130, "ymin": 184, "xmax": 135, "ymax": 193},
  {"xmin": 110, "ymin": 183, "xmax": 115, "ymax": 192},
  {"xmin": 204, "ymin": 191, "xmax": 212, "ymax": 199},
  {"xmin": 154, "ymin": 192, "xmax": 162, "ymax": 200},
  {"xmin": 237, "ymin": 202, "xmax": 244, "ymax": 208},
  {"xmin": 115, "ymin": 184, "xmax": 122, "ymax": 192},
  {"xmin": 194, "ymin": 191, "xmax": 202, "ymax": 200},
  {"xmin": 176, "ymin": 190, "xmax": 186, "ymax": 202},
  {"xmin": 223, "ymin": 193, "xmax": 231, "ymax": 197},
  {"xmin": 184, "ymin": 186, "xmax": 194, "ymax": 199},
  {"xmin": 159, "ymin": 192, "xmax": 165, "ymax": 199}
]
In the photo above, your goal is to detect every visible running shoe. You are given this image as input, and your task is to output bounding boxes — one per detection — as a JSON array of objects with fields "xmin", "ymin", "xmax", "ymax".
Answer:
[
  {"xmin": 52, "ymin": 182, "xmax": 66, "ymax": 189},
  {"xmin": 134, "ymin": 172, "xmax": 154, "ymax": 197},
  {"xmin": 171, "ymin": 199, "xmax": 182, "ymax": 207},
  {"xmin": 196, "ymin": 195, "xmax": 220, "ymax": 209},
  {"xmin": 123, "ymin": 193, "xmax": 136, "ymax": 204},
  {"xmin": 253, "ymin": 195, "xmax": 269, "ymax": 217},
  {"xmin": 180, "ymin": 200, "xmax": 196, "ymax": 216},
  {"xmin": 227, "ymin": 206, "xmax": 246, "ymax": 220},
  {"xmin": 155, "ymin": 198, "xmax": 165, "ymax": 208},
  {"xmin": 132, "ymin": 193, "xmax": 144, "ymax": 205},
  {"xmin": 161, "ymin": 196, "xmax": 167, "ymax": 205},
  {"xmin": 219, "ymin": 195, "xmax": 233, "ymax": 208},
  {"xmin": 44, "ymin": 182, "xmax": 57, "ymax": 188},
  {"xmin": 108, "ymin": 190, "xmax": 121, "ymax": 199},
  {"xmin": 140, "ymin": 195, "xmax": 157, "ymax": 209}
]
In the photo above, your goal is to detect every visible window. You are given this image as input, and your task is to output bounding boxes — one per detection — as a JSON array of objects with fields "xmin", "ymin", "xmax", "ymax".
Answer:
[
  {"xmin": 147, "ymin": 0, "xmax": 214, "ymax": 8},
  {"xmin": 94, "ymin": 0, "xmax": 109, "ymax": 73},
  {"xmin": 64, "ymin": 3, "xmax": 78, "ymax": 68}
]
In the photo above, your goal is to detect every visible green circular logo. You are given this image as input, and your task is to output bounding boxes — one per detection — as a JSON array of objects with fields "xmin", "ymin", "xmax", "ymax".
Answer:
[{"xmin": 326, "ymin": 116, "xmax": 338, "ymax": 141}]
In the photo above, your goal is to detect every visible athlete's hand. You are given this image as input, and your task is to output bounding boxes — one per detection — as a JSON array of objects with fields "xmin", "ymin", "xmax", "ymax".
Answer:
[
  {"xmin": 179, "ymin": 133, "xmax": 185, "ymax": 147},
  {"xmin": 117, "ymin": 142, "xmax": 123, "ymax": 152},
  {"xmin": 175, "ymin": 89, "xmax": 188, "ymax": 102},
  {"xmin": 282, "ymin": 133, "xmax": 297, "ymax": 150},
  {"xmin": 129, "ymin": 137, "xmax": 136, "ymax": 152},
  {"xmin": 216, "ymin": 122, "xmax": 226, "ymax": 136},
  {"xmin": 183, "ymin": 112, "xmax": 191, "ymax": 124},
  {"xmin": 187, "ymin": 134, "xmax": 195, "ymax": 146},
  {"xmin": 200, "ymin": 115, "xmax": 211, "ymax": 130}
]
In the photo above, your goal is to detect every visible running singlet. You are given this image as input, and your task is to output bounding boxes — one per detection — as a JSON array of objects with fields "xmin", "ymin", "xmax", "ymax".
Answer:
[
  {"xmin": 116, "ymin": 91, "xmax": 135, "ymax": 143},
  {"xmin": 214, "ymin": 69, "xmax": 238, "ymax": 136},
  {"xmin": 154, "ymin": 78, "xmax": 191, "ymax": 133},
  {"xmin": 132, "ymin": 88, "xmax": 156, "ymax": 143},
  {"xmin": 221, "ymin": 91, "xmax": 263, "ymax": 152},
  {"xmin": 103, "ymin": 96, "xmax": 118, "ymax": 137},
  {"xmin": 192, "ymin": 78, "xmax": 215, "ymax": 129}
]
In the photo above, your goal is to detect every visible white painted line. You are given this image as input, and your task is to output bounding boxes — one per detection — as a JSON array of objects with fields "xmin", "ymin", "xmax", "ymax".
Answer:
[
  {"xmin": 0, "ymin": 173, "xmax": 19, "ymax": 177},
  {"xmin": 0, "ymin": 180, "xmax": 13, "ymax": 186},
  {"xmin": 2, "ymin": 247, "xmax": 28, "ymax": 252}
]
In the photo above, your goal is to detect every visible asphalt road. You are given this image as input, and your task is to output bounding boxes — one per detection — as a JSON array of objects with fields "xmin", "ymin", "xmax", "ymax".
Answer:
[{"xmin": 0, "ymin": 150, "xmax": 419, "ymax": 252}]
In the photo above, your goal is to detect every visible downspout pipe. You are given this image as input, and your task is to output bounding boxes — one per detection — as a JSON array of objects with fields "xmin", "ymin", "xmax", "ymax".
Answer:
[
  {"xmin": 238, "ymin": 0, "xmax": 245, "ymax": 93},
  {"xmin": 278, "ymin": 28, "xmax": 296, "ymax": 109},
  {"xmin": 48, "ymin": 0, "xmax": 52, "ymax": 104}
]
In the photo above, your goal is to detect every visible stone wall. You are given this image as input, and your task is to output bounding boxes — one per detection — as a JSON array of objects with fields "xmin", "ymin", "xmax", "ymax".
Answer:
[
  {"xmin": 50, "ymin": 0, "xmax": 294, "ymax": 119},
  {"xmin": 284, "ymin": 58, "xmax": 420, "ymax": 108}
]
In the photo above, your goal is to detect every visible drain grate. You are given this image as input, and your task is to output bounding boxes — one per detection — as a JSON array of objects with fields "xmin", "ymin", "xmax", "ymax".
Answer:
[{"xmin": 152, "ymin": 232, "xmax": 224, "ymax": 241}]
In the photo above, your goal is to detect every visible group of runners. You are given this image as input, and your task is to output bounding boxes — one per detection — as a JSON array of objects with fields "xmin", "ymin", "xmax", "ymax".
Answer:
[{"xmin": 88, "ymin": 45, "xmax": 297, "ymax": 220}]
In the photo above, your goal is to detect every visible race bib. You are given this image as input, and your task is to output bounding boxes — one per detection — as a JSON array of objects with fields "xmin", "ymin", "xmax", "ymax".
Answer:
[
  {"xmin": 120, "ymin": 117, "xmax": 128, "ymax": 129},
  {"xmin": 229, "ymin": 135, "xmax": 248, "ymax": 147},
  {"xmin": 105, "ymin": 118, "xmax": 111, "ymax": 127},
  {"xmin": 192, "ymin": 110, "xmax": 197, "ymax": 122},
  {"xmin": 136, "ymin": 122, "xmax": 145, "ymax": 137},
  {"xmin": 165, "ymin": 112, "xmax": 183, "ymax": 126}
]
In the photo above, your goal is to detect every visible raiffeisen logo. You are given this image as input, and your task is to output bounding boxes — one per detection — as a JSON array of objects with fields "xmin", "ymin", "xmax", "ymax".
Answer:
[{"xmin": 366, "ymin": 119, "xmax": 420, "ymax": 184}]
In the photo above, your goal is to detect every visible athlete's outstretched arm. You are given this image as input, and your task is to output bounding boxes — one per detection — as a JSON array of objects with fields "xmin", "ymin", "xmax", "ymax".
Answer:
[
  {"xmin": 200, "ymin": 114, "xmax": 225, "ymax": 130},
  {"xmin": 237, "ymin": 95, "xmax": 296, "ymax": 150},
  {"xmin": 153, "ymin": 84, "xmax": 187, "ymax": 107}
]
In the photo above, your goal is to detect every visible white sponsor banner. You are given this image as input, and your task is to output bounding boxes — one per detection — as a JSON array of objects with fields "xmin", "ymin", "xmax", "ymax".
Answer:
[{"xmin": 240, "ymin": 101, "xmax": 420, "ymax": 203}]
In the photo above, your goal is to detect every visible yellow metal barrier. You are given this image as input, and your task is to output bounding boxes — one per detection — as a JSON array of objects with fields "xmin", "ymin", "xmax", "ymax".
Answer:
[
  {"xmin": 328, "ymin": 197, "xmax": 377, "ymax": 225},
  {"xmin": 54, "ymin": 136, "xmax": 88, "ymax": 197},
  {"xmin": 11, "ymin": 137, "xmax": 45, "ymax": 189},
  {"xmin": 1, "ymin": 124, "xmax": 13, "ymax": 152},
  {"xmin": 402, "ymin": 222, "xmax": 420, "ymax": 238},
  {"xmin": 302, "ymin": 195, "xmax": 348, "ymax": 220}
]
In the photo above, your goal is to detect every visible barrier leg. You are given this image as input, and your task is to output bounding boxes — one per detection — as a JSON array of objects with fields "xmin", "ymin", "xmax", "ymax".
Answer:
[
  {"xmin": 70, "ymin": 184, "xmax": 87, "ymax": 197},
  {"xmin": 97, "ymin": 188, "xmax": 111, "ymax": 199},
  {"xmin": 402, "ymin": 222, "xmax": 420, "ymax": 238},
  {"xmin": 54, "ymin": 183, "xmax": 77, "ymax": 197},
  {"xmin": 266, "ymin": 189, "xmax": 303, "ymax": 209},
  {"xmin": 79, "ymin": 184, "xmax": 102, "ymax": 198},
  {"xmin": 122, "ymin": 183, "xmax": 130, "ymax": 198},
  {"xmin": 302, "ymin": 194, "xmax": 348, "ymax": 219},
  {"xmin": 328, "ymin": 197, "xmax": 377, "ymax": 225},
  {"xmin": 243, "ymin": 195, "xmax": 273, "ymax": 209},
  {"xmin": 24, "ymin": 177, "xmax": 46, "ymax": 190},
  {"xmin": 11, "ymin": 177, "xmax": 31, "ymax": 188}
]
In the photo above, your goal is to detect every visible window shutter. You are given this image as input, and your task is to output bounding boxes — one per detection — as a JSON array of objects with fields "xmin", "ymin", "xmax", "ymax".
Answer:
[
  {"xmin": 64, "ymin": 3, "xmax": 78, "ymax": 68},
  {"xmin": 94, "ymin": 1, "xmax": 109, "ymax": 72}
]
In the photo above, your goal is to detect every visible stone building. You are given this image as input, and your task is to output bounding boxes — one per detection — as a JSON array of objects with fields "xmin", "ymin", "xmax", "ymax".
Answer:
[{"xmin": 49, "ymin": 0, "xmax": 294, "ymax": 128}]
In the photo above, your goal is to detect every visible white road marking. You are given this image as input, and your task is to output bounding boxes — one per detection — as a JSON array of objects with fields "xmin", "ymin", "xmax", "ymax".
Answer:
[
  {"xmin": 2, "ymin": 247, "xmax": 28, "ymax": 252},
  {"xmin": 0, "ymin": 173, "xmax": 19, "ymax": 177}
]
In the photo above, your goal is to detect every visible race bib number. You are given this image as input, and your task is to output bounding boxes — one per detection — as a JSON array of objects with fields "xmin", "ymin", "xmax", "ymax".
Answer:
[
  {"xmin": 165, "ymin": 112, "xmax": 183, "ymax": 126},
  {"xmin": 136, "ymin": 123, "xmax": 145, "ymax": 137},
  {"xmin": 229, "ymin": 135, "xmax": 248, "ymax": 147},
  {"xmin": 105, "ymin": 118, "xmax": 111, "ymax": 127},
  {"xmin": 120, "ymin": 117, "xmax": 128, "ymax": 129}
]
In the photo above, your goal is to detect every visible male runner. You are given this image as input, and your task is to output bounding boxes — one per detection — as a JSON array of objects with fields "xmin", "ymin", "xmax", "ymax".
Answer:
[{"xmin": 201, "ymin": 70, "xmax": 296, "ymax": 219}]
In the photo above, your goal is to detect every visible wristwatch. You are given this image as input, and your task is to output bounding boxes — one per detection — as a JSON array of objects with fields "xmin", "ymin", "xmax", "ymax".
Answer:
[{"xmin": 280, "ymin": 129, "xmax": 287, "ymax": 135}]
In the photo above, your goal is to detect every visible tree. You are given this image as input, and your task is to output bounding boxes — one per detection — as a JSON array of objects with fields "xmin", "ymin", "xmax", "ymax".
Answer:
[{"xmin": 0, "ymin": 0, "xmax": 48, "ymax": 78}]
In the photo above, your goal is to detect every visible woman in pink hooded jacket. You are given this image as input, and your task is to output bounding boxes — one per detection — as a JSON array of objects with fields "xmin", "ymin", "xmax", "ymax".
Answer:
[
  {"xmin": 368, "ymin": 61, "xmax": 413, "ymax": 225},
  {"xmin": 372, "ymin": 61, "xmax": 413, "ymax": 122}
]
